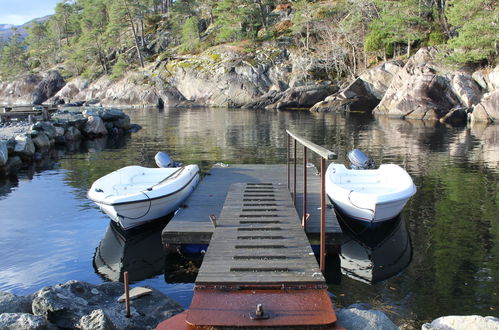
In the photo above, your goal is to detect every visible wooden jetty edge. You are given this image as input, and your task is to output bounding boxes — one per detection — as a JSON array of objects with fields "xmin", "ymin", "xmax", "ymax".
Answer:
[{"xmin": 158, "ymin": 183, "xmax": 340, "ymax": 329}]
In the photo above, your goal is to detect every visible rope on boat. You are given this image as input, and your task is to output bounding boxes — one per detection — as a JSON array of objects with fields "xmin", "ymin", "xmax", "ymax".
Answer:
[{"xmin": 117, "ymin": 191, "xmax": 152, "ymax": 220}]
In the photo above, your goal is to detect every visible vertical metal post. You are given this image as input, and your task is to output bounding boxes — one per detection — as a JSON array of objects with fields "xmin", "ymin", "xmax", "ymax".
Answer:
[
  {"xmin": 302, "ymin": 146, "xmax": 307, "ymax": 230},
  {"xmin": 287, "ymin": 134, "xmax": 290, "ymax": 191},
  {"xmin": 320, "ymin": 157, "xmax": 326, "ymax": 272},
  {"xmin": 293, "ymin": 139, "xmax": 297, "ymax": 206},
  {"xmin": 124, "ymin": 271, "xmax": 131, "ymax": 317}
]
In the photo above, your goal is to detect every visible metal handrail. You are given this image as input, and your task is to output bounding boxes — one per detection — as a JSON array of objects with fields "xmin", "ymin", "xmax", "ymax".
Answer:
[
  {"xmin": 286, "ymin": 130, "xmax": 336, "ymax": 273},
  {"xmin": 286, "ymin": 130, "xmax": 336, "ymax": 160}
]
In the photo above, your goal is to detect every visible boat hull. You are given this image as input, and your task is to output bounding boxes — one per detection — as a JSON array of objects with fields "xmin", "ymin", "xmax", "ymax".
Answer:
[
  {"xmin": 326, "ymin": 163, "xmax": 416, "ymax": 224},
  {"xmin": 95, "ymin": 173, "xmax": 199, "ymax": 230},
  {"xmin": 89, "ymin": 165, "xmax": 199, "ymax": 230}
]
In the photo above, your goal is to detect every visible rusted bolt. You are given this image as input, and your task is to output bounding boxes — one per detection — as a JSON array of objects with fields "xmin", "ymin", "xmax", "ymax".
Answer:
[{"xmin": 250, "ymin": 303, "xmax": 270, "ymax": 320}]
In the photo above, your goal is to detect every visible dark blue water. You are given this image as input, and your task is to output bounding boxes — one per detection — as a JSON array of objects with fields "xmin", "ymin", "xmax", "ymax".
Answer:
[{"xmin": 0, "ymin": 107, "xmax": 497, "ymax": 325}]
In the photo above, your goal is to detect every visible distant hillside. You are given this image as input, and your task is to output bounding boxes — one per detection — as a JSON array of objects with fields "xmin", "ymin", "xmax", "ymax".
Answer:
[{"xmin": 0, "ymin": 16, "xmax": 51, "ymax": 42}]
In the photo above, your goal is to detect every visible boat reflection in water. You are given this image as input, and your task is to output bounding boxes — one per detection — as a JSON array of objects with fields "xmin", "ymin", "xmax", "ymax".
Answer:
[
  {"xmin": 336, "ymin": 209, "xmax": 412, "ymax": 284},
  {"xmin": 93, "ymin": 217, "xmax": 171, "ymax": 283}
]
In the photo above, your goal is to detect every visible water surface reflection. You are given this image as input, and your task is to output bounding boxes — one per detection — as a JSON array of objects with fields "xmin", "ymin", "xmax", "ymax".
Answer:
[{"xmin": 0, "ymin": 107, "xmax": 497, "ymax": 324}]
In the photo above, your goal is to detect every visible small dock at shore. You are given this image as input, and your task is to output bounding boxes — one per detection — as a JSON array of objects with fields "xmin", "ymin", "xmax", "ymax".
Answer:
[
  {"xmin": 159, "ymin": 131, "xmax": 342, "ymax": 328},
  {"xmin": 1, "ymin": 105, "xmax": 57, "ymax": 123},
  {"xmin": 162, "ymin": 164, "xmax": 342, "ymax": 248}
]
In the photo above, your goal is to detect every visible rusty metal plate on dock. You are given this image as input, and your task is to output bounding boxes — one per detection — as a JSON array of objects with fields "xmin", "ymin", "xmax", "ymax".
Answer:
[{"xmin": 185, "ymin": 288, "xmax": 337, "ymax": 327}]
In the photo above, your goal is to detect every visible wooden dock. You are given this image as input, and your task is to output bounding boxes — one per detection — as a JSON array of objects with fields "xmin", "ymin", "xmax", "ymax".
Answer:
[
  {"xmin": 162, "ymin": 164, "xmax": 342, "ymax": 249},
  {"xmin": 158, "ymin": 181, "xmax": 339, "ymax": 328}
]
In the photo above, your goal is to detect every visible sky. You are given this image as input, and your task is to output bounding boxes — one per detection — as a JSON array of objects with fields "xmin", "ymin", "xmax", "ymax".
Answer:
[{"xmin": 0, "ymin": 0, "xmax": 61, "ymax": 25}]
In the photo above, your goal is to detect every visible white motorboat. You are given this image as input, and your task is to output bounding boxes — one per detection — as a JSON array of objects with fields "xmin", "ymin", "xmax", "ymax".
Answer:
[
  {"xmin": 326, "ymin": 150, "xmax": 416, "ymax": 223},
  {"xmin": 88, "ymin": 152, "xmax": 199, "ymax": 230}
]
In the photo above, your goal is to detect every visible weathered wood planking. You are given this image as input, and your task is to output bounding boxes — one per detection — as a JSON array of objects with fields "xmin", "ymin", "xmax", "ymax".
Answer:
[
  {"xmin": 162, "ymin": 164, "xmax": 342, "ymax": 247},
  {"xmin": 195, "ymin": 183, "xmax": 326, "ymax": 286}
]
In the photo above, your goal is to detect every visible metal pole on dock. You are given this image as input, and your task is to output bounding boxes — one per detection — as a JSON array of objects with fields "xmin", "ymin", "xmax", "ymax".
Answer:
[
  {"xmin": 293, "ymin": 139, "xmax": 297, "ymax": 205},
  {"xmin": 287, "ymin": 134, "xmax": 290, "ymax": 191},
  {"xmin": 124, "ymin": 271, "xmax": 131, "ymax": 317},
  {"xmin": 320, "ymin": 158, "xmax": 326, "ymax": 272},
  {"xmin": 302, "ymin": 146, "xmax": 307, "ymax": 230}
]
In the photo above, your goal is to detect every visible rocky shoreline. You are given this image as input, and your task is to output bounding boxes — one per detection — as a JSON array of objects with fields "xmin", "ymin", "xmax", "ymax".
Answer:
[
  {"xmin": 0, "ymin": 107, "xmax": 139, "ymax": 177},
  {"xmin": 1, "ymin": 47, "xmax": 497, "ymax": 126},
  {"xmin": 1, "ymin": 280, "xmax": 497, "ymax": 329}
]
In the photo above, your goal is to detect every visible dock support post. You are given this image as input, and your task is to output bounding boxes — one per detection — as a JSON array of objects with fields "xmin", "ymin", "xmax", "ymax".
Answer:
[
  {"xmin": 124, "ymin": 271, "xmax": 131, "ymax": 317},
  {"xmin": 302, "ymin": 146, "xmax": 307, "ymax": 230},
  {"xmin": 293, "ymin": 139, "xmax": 297, "ymax": 206},
  {"xmin": 287, "ymin": 134, "xmax": 290, "ymax": 191},
  {"xmin": 320, "ymin": 157, "xmax": 326, "ymax": 272}
]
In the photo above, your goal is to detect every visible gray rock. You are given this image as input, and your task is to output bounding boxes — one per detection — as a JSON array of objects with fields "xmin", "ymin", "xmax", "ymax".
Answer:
[
  {"xmin": 267, "ymin": 84, "xmax": 338, "ymax": 110},
  {"xmin": 336, "ymin": 307, "xmax": 398, "ymax": 330},
  {"xmin": 32, "ymin": 132, "xmax": 52, "ymax": 150},
  {"xmin": 472, "ymin": 90, "xmax": 499, "ymax": 123},
  {"xmin": 451, "ymin": 74, "xmax": 482, "ymax": 108},
  {"xmin": 64, "ymin": 126, "xmax": 82, "ymax": 141},
  {"xmin": 78, "ymin": 309, "xmax": 117, "ymax": 330},
  {"xmin": 0, "ymin": 291, "xmax": 32, "ymax": 314},
  {"xmin": 0, "ymin": 313, "xmax": 48, "ymax": 330},
  {"xmin": 472, "ymin": 70, "xmax": 489, "ymax": 91},
  {"xmin": 0, "ymin": 140, "xmax": 8, "ymax": 167},
  {"xmin": 32, "ymin": 280, "xmax": 183, "ymax": 329},
  {"xmin": 422, "ymin": 315, "xmax": 499, "ymax": 330},
  {"xmin": 84, "ymin": 116, "xmax": 108, "ymax": 137},
  {"xmin": 4, "ymin": 156, "xmax": 22, "ymax": 173},
  {"xmin": 14, "ymin": 135, "xmax": 35, "ymax": 160},
  {"xmin": 51, "ymin": 111, "xmax": 88, "ymax": 130},
  {"xmin": 488, "ymin": 66, "xmax": 499, "ymax": 91},
  {"xmin": 32, "ymin": 122, "xmax": 57, "ymax": 139},
  {"xmin": 31, "ymin": 71, "xmax": 65, "ymax": 105},
  {"xmin": 83, "ymin": 108, "xmax": 127, "ymax": 121}
]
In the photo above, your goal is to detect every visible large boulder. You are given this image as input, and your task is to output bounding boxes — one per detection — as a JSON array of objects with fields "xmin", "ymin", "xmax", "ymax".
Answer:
[
  {"xmin": 0, "ymin": 291, "xmax": 32, "ymax": 314},
  {"xmin": 31, "ymin": 71, "xmax": 66, "ymax": 105},
  {"xmin": 64, "ymin": 126, "xmax": 82, "ymax": 141},
  {"xmin": 0, "ymin": 140, "xmax": 8, "ymax": 167},
  {"xmin": 0, "ymin": 71, "xmax": 65, "ymax": 106},
  {"xmin": 31, "ymin": 281, "xmax": 183, "ymax": 329},
  {"xmin": 84, "ymin": 116, "xmax": 108, "ymax": 137},
  {"xmin": 0, "ymin": 313, "xmax": 48, "ymax": 330},
  {"xmin": 49, "ymin": 77, "xmax": 89, "ymax": 103},
  {"xmin": 373, "ymin": 48, "xmax": 462, "ymax": 120},
  {"xmin": 13, "ymin": 135, "xmax": 35, "ymax": 160},
  {"xmin": 472, "ymin": 90, "xmax": 499, "ymax": 123},
  {"xmin": 265, "ymin": 83, "xmax": 338, "ymax": 110},
  {"xmin": 51, "ymin": 110, "xmax": 88, "ymax": 130},
  {"xmin": 450, "ymin": 74, "xmax": 483, "ymax": 108},
  {"xmin": 336, "ymin": 306, "xmax": 398, "ymax": 330},
  {"xmin": 422, "ymin": 315, "xmax": 499, "ymax": 330},
  {"xmin": 310, "ymin": 60, "xmax": 404, "ymax": 112},
  {"xmin": 31, "ymin": 132, "xmax": 52, "ymax": 150}
]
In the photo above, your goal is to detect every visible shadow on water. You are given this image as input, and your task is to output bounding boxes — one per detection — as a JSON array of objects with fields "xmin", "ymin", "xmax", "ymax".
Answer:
[
  {"xmin": 93, "ymin": 213, "xmax": 204, "ymax": 285},
  {"xmin": 93, "ymin": 215, "xmax": 172, "ymax": 283},
  {"xmin": 335, "ymin": 211, "xmax": 413, "ymax": 285}
]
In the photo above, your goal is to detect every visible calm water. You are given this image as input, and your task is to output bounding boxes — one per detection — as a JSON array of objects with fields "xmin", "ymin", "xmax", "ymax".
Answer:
[{"xmin": 0, "ymin": 107, "xmax": 497, "ymax": 326}]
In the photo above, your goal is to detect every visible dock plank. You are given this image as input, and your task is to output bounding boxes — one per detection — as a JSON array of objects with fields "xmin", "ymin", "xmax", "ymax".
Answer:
[
  {"xmin": 195, "ymin": 183, "xmax": 325, "ymax": 286},
  {"xmin": 162, "ymin": 164, "xmax": 342, "ymax": 247}
]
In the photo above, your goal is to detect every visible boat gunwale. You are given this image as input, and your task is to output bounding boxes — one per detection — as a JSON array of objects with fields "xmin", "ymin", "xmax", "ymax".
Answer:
[{"xmin": 88, "ymin": 169, "xmax": 199, "ymax": 206}]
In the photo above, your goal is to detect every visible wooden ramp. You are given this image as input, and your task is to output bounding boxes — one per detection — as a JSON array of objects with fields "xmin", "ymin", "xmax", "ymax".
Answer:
[
  {"xmin": 162, "ymin": 164, "xmax": 342, "ymax": 249},
  {"xmin": 158, "ymin": 182, "xmax": 338, "ymax": 328},
  {"xmin": 196, "ymin": 182, "xmax": 324, "ymax": 285}
]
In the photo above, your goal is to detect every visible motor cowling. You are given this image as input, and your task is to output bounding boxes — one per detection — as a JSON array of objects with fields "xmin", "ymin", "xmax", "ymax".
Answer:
[
  {"xmin": 155, "ymin": 152, "xmax": 175, "ymax": 168},
  {"xmin": 348, "ymin": 149, "xmax": 376, "ymax": 170}
]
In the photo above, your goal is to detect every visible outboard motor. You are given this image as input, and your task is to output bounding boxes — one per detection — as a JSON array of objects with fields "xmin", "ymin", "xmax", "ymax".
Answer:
[
  {"xmin": 348, "ymin": 149, "xmax": 376, "ymax": 170},
  {"xmin": 155, "ymin": 152, "xmax": 175, "ymax": 168}
]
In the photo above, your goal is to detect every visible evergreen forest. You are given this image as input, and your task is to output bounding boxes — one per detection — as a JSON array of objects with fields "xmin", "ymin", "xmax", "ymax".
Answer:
[{"xmin": 0, "ymin": 0, "xmax": 497, "ymax": 81}]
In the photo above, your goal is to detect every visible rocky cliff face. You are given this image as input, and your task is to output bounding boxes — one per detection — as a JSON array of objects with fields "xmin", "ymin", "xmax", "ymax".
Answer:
[
  {"xmin": 312, "ymin": 47, "xmax": 498, "ymax": 124},
  {"xmin": 1, "ymin": 47, "xmax": 498, "ymax": 124}
]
